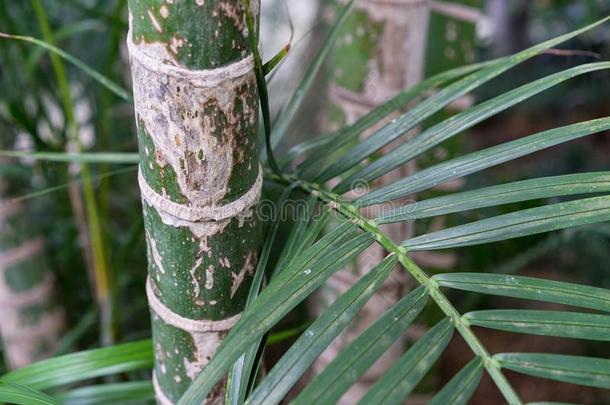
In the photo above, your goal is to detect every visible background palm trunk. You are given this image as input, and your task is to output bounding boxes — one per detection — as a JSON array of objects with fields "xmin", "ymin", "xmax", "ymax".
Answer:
[
  {"xmin": 126, "ymin": 1, "xmax": 262, "ymax": 403},
  {"xmin": 0, "ymin": 159, "xmax": 65, "ymax": 369},
  {"xmin": 315, "ymin": 0, "xmax": 430, "ymax": 402}
]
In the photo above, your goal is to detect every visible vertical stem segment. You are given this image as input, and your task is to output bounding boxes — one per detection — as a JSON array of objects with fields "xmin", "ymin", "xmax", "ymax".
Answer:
[
  {"xmin": 0, "ymin": 199, "xmax": 65, "ymax": 369},
  {"xmin": 126, "ymin": 1, "xmax": 261, "ymax": 403}
]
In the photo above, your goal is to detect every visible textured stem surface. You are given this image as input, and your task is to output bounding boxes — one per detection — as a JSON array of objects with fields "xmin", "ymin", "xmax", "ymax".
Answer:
[
  {"xmin": 0, "ymin": 199, "xmax": 65, "ymax": 369},
  {"xmin": 127, "ymin": 1, "xmax": 261, "ymax": 403}
]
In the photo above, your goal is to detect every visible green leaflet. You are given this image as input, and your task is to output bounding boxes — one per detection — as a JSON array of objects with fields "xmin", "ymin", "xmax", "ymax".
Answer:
[
  {"xmin": 0, "ymin": 382, "xmax": 58, "ymax": 405},
  {"xmin": 315, "ymin": 16, "xmax": 610, "ymax": 182},
  {"xmin": 178, "ymin": 223, "xmax": 374, "ymax": 404},
  {"xmin": 404, "ymin": 195, "xmax": 610, "ymax": 250},
  {"xmin": 246, "ymin": 255, "xmax": 399, "ymax": 405},
  {"xmin": 376, "ymin": 172, "xmax": 610, "ymax": 224},
  {"xmin": 292, "ymin": 287, "xmax": 429, "ymax": 405},
  {"xmin": 0, "ymin": 340, "xmax": 153, "ymax": 390},
  {"xmin": 495, "ymin": 353, "xmax": 610, "ymax": 389},
  {"xmin": 0, "ymin": 32, "xmax": 130, "ymax": 101},
  {"xmin": 0, "ymin": 151, "xmax": 139, "ymax": 164},
  {"xmin": 434, "ymin": 273, "xmax": 610, "ymax": 313},
  {"xmin": 56, "ymin": 381, "xmax": 154, "ymax": 405},
  {"xmin": 335, "ymin": 62, "xmax": 610, "ymax": 193},
  {"xmin": 463, "ymin": 310, "xmax": 610, "ymax": 341},
  {"xmin": 358, "ymin": 117, "xmax": 610, "ymax": 206},
  {"xmin": 429, "ymin": 357, "xmax": 484, "ymax": 405},
  {"xmin": 357, "ymin": 318, "xmax": 454, "ymax": 405}
]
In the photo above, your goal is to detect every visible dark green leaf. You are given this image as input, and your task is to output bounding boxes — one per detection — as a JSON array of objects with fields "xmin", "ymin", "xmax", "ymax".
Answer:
[
  {"xmin": 429, "ymin": 357, "xmax": 484, "ymax": 405},
  {"xmin": 0, "ymin": 382, "xmax": 58, "ymax": 405},
  {"xmin": 377, "ymin": 172, "xmax": 610, "ymax": 224},
  {"xmin": 434, "ymin": 273, "xmax": 610, "ymax": 313},
  {"xmin": 495, "ymin": 353, "xmax": 610, "ymax": 389},
  {"xmin": 0, "ymin": 340, "xmax": 153, "ymax": 390},
  {"xmin": 404, "ymin": 195, "xmax": 610, "ymax": 250},
  {"xmin": 464, "ymin": 310, "xmax": 610, "ymax": 341},
  {"xmin": 358, "ymin": 318, "xmax": 454, "ymax": 405}
]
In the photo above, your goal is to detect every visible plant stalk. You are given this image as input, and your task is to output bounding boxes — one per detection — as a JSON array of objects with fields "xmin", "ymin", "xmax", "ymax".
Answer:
[{"xmin": 126, "ymin": 1, "xmax": 262, "ymax": 402}]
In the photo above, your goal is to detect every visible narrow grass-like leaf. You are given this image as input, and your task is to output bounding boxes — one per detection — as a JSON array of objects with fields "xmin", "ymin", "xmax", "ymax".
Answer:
[
  {"xmin": 226, "ymin": 188, "xmax": 295, "ymax": 405},
  {"xmin": 247, "ymin": 255, "xmax": 399, "ymax": 405},
  {"xmin": 433, "ymin": 273, "xmax": 610, "ymax": 313},
  {"xmin": 358, "ymin": 318, "xmax": 454, "ymax": 405},
  {"xmin": 294, "ymin": 59, "xmax": 494, "ymax": 175},
  {"xmin": 336, "ymin": 62, "xmax": 610, "ymax": 192},
  {"xmin": 404, "ymin": 195, "xmax": 610, "ymax": 250},
  {"xmin": 0, "ymin": 382, "xmax": 58, "ymax": 405},
  {"xmin": 358, "ymin": 117, "xmax": 610, "ymax": 206},
  {"xmin": 429, "ymin": 357, "xmax": 484, "ymax": 405},
  {"xmin": 178, "ymin": 224, "xmax": 374, "ymax": 404},
  {"xmin": 0, "ymin": 32, "xmax": 131, "ymax": 101},
  {"xmin": 270, "ymin": 0, "xmax": 356, "ymax": 148},
  {"xmin": 494, "ymin": 353, "xmax": 610, "ymax": 389},
  {"xmin": 56, "ymin": 381, "xmax": 154, "ymax": 405},
  {"xmin": 0, "ymin": 340, "xmax": 153, "ymax": 390},
  {"xmin": 463, "ymin": 310, "xmax": 610, "ymax": 341},
  {"xmin": 377, "ymin": 172, "xmax": 610, "ymax": 224},
  {"xmin": 0, "ymin": 151, "xmax": 139, "ymax": 164},
  {"xmin": 292, "ymin": 286, "xmax": 428, "ymax": 405},
  {"xmin": 315, "ymin": 17, "xmax": 610, "ymax": 182}
]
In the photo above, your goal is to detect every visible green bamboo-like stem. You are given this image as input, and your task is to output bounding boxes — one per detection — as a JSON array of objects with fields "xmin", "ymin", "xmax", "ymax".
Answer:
[
  {"xmin": 126, "ymin": 1, "xmax": 262, "ymax": 403},
  {"xmin": 0, "ymin": 150, "xmax": 65, "ymax": 369}
]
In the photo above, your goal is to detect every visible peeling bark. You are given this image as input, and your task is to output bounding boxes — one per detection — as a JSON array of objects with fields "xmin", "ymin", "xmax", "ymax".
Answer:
[{"xmin": 126, "ymin": 1, "xmax": 262, "ymax": 403}]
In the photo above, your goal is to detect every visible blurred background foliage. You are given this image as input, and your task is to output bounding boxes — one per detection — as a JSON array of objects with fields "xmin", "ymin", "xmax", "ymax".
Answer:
[{"xmin": 0, "ymin": 0, "xmax": 609, "ymax": 402}]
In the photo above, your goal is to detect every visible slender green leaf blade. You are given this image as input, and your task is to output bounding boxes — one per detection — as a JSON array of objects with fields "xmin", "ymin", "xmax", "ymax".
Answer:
[
  {"xmin": 357, "ymin": 318, "xmax": 454, "ymax": 405},
  {"xmin": 404, "ymin": 195, "xmax": 610, "ymax": 250},
  {"xmin": 178, "ymin": 223, "xmax": 374, "ymax": 404},
  {"xmin": 336, "ymin": 62, "xmax": 610, "ymax": 193},
  {"xmin": 377, "ymin": 172, "xmax": 610, "ymax": 224},
  {"xmin": 0, "ymin": 382, "xmax": 58, "ymax": 405},
  {"xmin": 358, "ymin": 117, "xmax": 610, "ymax": 206},
  {"xmin": 56, "ymin": 381, "xmax": 154, "ymax": 405},
  {"xmin": 429, "ymin": 357, "xmax": 484, "ymax": 405},
  {"xmin": 433, "ymin": 273, "xmax": 610, "ymax": 313},
  {"xmin": 0, "ymin": 151, "xmax": 139, "ymax": 164},
  {"xmin": 0, "ymin": 340, "xmax": 153, "ymax": 390},
  {"xmin": 247, "ymin": 255, "xmax": 399, "ymax": 405},
  {"xmin": 495, "ymin": 353, "xmax": 610, "ymax": 389},
  {"xmin": 292, "ymin": 286, "xmax": 429, "ymax": 405},
  {"xmin": 0, "ymin": 32, "xmax": 131, "ymax": 101},
  {"xmin": 315, "ymin": 16, "xmax": 610, "ymax": 182},
  {"xmin": 464, "ymin": 310, "xmax": 610, "ymax": 341}
]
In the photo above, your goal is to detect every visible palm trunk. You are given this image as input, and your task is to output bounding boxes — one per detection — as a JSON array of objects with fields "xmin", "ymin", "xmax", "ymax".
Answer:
[
  {"xmin": 0, "ymin": 167, "xmax": 65, "ymax": 369},
  {"xmin": 126, "ymin": 1, "xmax": 262, "ymax": 403},
  {"xmin": 316, "ymin": 0, "xmax": 430, "ymax": 402}
]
